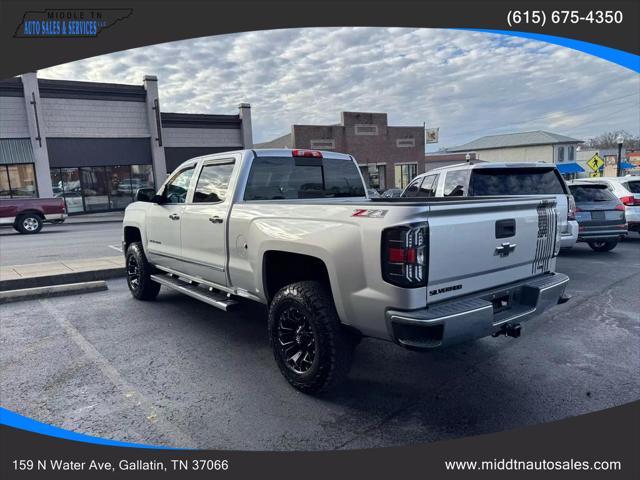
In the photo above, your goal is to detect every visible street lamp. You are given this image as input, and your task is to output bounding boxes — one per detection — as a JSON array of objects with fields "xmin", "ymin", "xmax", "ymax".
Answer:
[{"xmin": 616, "ymin": 134, "xmax": 624, "ymax": 177}]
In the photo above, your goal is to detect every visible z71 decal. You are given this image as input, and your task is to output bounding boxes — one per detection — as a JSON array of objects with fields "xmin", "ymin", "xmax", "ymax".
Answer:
[{"xmin": 352, "ymin": 209, "xmax": 388, "ymax": 218}]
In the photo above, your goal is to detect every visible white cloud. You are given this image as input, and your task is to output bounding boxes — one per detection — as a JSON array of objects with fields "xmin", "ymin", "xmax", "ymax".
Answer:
[{"xmin": 39, "ymin": 27, "xmax": 639, "ymax": 149}]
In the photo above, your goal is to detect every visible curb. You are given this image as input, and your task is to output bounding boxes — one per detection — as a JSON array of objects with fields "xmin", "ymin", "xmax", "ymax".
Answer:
[
  {"xmin": 0, "ymin": 267, "xmax": 125, "ymax": 291},
  {"xmin": 0, "ymin": 281, "xmax": 108, "ymax": 304},
  {"xmin": 63, "ymin": 219, "xmax": 124, "ymax": 225}
]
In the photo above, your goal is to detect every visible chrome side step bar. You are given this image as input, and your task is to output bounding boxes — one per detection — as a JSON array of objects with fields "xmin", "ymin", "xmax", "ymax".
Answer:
[{"xmin": 150, "ymin": 274, "xmax": 238, "ymax": 311}]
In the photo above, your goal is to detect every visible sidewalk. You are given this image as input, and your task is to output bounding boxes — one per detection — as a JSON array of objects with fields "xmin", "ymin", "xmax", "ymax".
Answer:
[
  {"xmin": 64, "ymin": 212, "xmax": 124, "ymax": 224},
  {"xmin": 0, "ymin": 256, "xmax": 125, "ymax": 290}
]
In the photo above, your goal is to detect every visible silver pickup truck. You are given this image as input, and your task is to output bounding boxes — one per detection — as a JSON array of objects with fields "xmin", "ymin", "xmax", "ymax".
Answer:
[{"xmin": 122, "ymin": 149, "xmax": 569, "ymax": 393}]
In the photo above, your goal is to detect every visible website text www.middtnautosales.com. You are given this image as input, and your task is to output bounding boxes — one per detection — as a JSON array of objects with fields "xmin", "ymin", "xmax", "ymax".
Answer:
[{"xmin": 444, "ymin": 458, "xmax": 622, "ymax": 472}]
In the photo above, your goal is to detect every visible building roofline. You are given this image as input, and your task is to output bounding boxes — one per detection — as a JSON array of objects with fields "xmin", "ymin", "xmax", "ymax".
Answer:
[
  {"xmin": 161, "ymin": 112, "xmax": 241, "ymax": 129},
  {"xmin": 37, "ymin": 77, "xmax": 146, "ymax": 102}
]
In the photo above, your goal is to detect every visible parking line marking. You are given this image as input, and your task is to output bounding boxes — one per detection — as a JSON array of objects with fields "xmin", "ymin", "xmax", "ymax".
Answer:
[
  {"xmin": 40, "ymin": 299, "xmax": 195, "ymax": 448},
  {"xmin": 108, "ymin": 245, "xmax": 122, "ymax": 253}
]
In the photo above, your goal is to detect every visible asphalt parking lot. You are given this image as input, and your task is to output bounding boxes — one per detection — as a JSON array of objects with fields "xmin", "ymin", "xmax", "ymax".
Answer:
[{"xmin": 1, "ymin": 236, "xmax": 638, "ymax": 450}]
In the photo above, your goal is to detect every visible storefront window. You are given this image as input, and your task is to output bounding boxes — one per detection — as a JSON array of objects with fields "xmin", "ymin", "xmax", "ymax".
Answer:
[
  {"xmin": 60, "ymin": 168, "xmax": 84, "ymax": 213},
  {"xmin": 0, "ymin": 167, "xmax": 11, "ymax": 198},
  {"xmin": 49, "ymin": 164, "xmax": 154, "ymax": 214},
  {"xmin": 131, "ymin": 164, "xmax": 155, "ymax": 190},
  {"xmin": 107, "ymin": 165, "xmax": 134, "ymax": 210},
  {"xmin": 81, "ymin": 167, "xmax": 110, "ymax": 212},
  {"xmin": 0, "ymin": 164, "xmax": 38, "ymax": 198}
]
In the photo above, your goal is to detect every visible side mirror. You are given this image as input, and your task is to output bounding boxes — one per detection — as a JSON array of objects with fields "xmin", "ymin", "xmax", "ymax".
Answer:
[{"xmin": 135, "ymin": 188, "xmax": 157, "ymax": 202}]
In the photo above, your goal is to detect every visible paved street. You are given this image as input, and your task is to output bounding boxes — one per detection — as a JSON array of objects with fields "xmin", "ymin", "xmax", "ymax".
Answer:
[
  {"xmin": 0, "ymin": 222, "xmax": 122, "ymax": 266},
  {"xmin": 1, "ymin": 237, "xmax": 638, "ymax": 450}
]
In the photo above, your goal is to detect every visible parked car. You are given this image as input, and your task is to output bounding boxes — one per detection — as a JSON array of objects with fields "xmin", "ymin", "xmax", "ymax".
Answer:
[
  {"xmin": 401, "ymin": 162, "xmax": 579, "ymax": 249},
  {"xmin": 381, "ymin": 188, "xmax": 403, "ymax": 198},
  {"xmin": 123, "ymin": 149, "xmax": 569, "ymax": 394},
  {"xmin": 0, "ymin": 197, "xmax": 66, "ymax": 233},
  {"xmin": 577, "ymin": 176, "xmax": 640, "ymax": 235},
  {"xmin": 567, "ymin": 181, "xmax": 627, "ymax": 251}
]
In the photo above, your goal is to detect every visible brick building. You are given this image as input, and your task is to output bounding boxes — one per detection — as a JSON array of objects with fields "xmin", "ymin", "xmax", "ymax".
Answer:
[
  {"xmin": 257, "ymin": 112, "xmax": 426, "ymax": 190},
  {"xmin": 0, "ymin": 72, "xmax": 252, "ymax": 213}
]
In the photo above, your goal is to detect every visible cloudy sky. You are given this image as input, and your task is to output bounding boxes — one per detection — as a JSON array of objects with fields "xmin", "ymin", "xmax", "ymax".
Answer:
[{"xmin": 40, "ymin": 27, "xmax": 639, "ymax": 150}]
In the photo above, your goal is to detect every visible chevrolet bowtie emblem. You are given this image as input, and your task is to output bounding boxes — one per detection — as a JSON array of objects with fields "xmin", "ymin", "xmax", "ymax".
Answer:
[{"xmin": 495, "ymin": 242, "xmax": 517, "ymax": 257}]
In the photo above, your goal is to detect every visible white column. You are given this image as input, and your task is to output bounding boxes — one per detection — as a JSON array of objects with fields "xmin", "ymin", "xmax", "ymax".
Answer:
[
  {"xmin": 21, "ymin": 72, "xmax": 53, "ymax": 198},
  {"xmin": 143, "ymin": 75, "xmax": 168, "ymax": 187},
  {"xmin": 238, "ymin": 103, "xmax": 253, "ymax": 148}
]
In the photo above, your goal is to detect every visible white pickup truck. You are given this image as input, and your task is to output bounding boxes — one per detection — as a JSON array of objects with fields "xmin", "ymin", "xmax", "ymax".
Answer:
[{"xmin": 122, "ymin": 149, "xmax": 569, "ymax": 393}]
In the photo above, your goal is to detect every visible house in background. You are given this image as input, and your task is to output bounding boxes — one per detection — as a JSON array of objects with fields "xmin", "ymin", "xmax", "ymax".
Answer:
[{"xmin": 446, "ymin": 130, "xmax": 584, "ymax": 177}]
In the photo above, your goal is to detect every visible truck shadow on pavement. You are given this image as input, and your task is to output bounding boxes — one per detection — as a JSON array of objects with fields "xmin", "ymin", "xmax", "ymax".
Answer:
[{"xmin": 151, "ymin": 288, "xmax": 565, "ymax": 446}]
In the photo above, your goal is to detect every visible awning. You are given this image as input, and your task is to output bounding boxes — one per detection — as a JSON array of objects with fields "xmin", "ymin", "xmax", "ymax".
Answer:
[
  {"xmin": 620, "ymin": 162, "xmax": 635, "ymax": 169},
  {"xmin": 556, "ymin": 162, "xmax": 584, "ymax": 174},
  {"xmin": 0, "ymin": 138, "xmax": 35, "ymax": 165}
]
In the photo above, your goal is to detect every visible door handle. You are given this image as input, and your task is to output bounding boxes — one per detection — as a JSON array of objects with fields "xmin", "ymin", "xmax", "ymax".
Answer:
[
  {"xmin": 209, "ymin": 216, "xmax": 223, "ymax": 224},
  {"xmin": 169, "ymin": 213, "xmax": 180, "ymax": 220}
]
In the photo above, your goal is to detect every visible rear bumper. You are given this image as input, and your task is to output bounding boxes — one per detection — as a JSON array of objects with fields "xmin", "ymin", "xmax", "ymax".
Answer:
[
  {"xmin": 560, "ymin": 220, "xmax": 578, "ymax": 248},
  {"xmin": 577, "ymin": 224, "xmax": 627, "ymax": 242},
  {"xmin": 386, "ymin": 272, "xmax": 569, "ymax": 350}
]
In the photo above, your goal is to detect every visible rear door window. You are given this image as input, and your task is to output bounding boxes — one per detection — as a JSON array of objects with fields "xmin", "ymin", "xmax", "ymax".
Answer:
[
  {"xmin": 468, "ymin": 168, "xmax": 567, "ymax": 196},
  {"xmin": 244, "ymin": 156, "xmax": 365, "ymax": 200},
  {"xmin": 443, "ymin": 170, "xmax": 469, "ymax": 196},
  {"xmin": 569, "ymin": 185, "xmax": 616, "ymax": 202},
  {"xmin": 193, "ymin": 162, "xmax": 235, "ymax": 203}
]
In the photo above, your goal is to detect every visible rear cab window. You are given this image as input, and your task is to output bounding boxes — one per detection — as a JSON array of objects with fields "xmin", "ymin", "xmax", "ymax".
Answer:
[
  {"xmin": 244, "ymin": 156, "xmax": 365, "ymax": 200},
  {"xmin": 569, "ymin": 184, "xmax": 616, "ymax": 202},
  {"xmin": 468, "ymin": 167, "xmax": 567, "ymax": 196}
]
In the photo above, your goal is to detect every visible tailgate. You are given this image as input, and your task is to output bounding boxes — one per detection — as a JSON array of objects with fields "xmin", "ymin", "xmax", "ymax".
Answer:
[{"xmin": 426, "ymin": 197, "xmax": 558, "ymax": 303}]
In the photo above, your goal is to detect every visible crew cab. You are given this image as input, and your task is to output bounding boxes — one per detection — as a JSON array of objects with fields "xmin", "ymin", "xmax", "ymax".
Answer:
[
  {"xmin": 401, "ymin": 162, "xmax": 579, "ymax": 249},
  {"xmin": 122, "ymin": 149, "xmax": 569, "ymax": 393},
  {"xmin": 0, "ymin": 197, "xmax": 66, "ymax": 234}
]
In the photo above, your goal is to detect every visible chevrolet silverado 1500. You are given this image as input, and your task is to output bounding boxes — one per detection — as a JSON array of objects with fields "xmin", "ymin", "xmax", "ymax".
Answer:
[{"xmin": 122, "ymin": 149, "xmax": 569, "ymax": 393}]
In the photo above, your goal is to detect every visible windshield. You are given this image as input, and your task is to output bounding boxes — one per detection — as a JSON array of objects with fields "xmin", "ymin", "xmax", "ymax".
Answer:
[
  {"xmin": 244, "ymin": 156, "xmax": 365, "ymax": 200},
  {"xmin": 468, "ymin": 168, "xmax": 567, "ymax": 195}
]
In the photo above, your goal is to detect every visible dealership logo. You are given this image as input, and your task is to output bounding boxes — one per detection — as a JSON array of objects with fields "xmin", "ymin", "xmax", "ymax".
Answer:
[{"xmin": 14, "ymin": 8, "xmax": 132, "ymax": 38}]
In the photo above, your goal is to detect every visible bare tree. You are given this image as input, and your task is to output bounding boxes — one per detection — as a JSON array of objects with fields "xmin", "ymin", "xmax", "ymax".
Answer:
[{"xmin": 584, "ymin": 130, "xmax": 640, "ymax": 150}]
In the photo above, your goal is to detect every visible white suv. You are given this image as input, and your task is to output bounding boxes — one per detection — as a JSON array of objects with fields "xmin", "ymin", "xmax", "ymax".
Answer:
[
  {"xmin": 578, "ymin": 176, "xmax": 640, "ymax": 234},
  {"xmin": 401, "ymin": 162, "xmax": 579, "ymax": 249}
]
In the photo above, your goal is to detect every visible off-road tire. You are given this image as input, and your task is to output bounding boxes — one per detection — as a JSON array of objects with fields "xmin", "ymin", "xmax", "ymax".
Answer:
[
  {"xmin": 587, "ymin": 240, "xmax": 618, "ymax": 252},
  {"xmin": 125, "ymin": 242, "xmax": 161, "ymax": 300},
  {"xmin": 268, "ymin": 281, "xmax": 354, "ymax": 394},
  {"xmin": 15, "ymin": 213, "xmax": 43, "ymax": 234}
]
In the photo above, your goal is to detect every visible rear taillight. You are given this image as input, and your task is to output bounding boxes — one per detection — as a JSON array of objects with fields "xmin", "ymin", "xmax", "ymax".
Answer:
[
  {"xmin": 381, "ymin": 223, "xmax": 428, "ymax": 288},
  {"xmin": 620, "ymin": 196, "xmax": 634, "ymax": 206},
  {"xmin": 615, "ymin": 204, "xmax": 625, "ymax": 211},
  {"xmin": 567, "ymin": 195, "xmax": 577, "ymax": 221}
]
